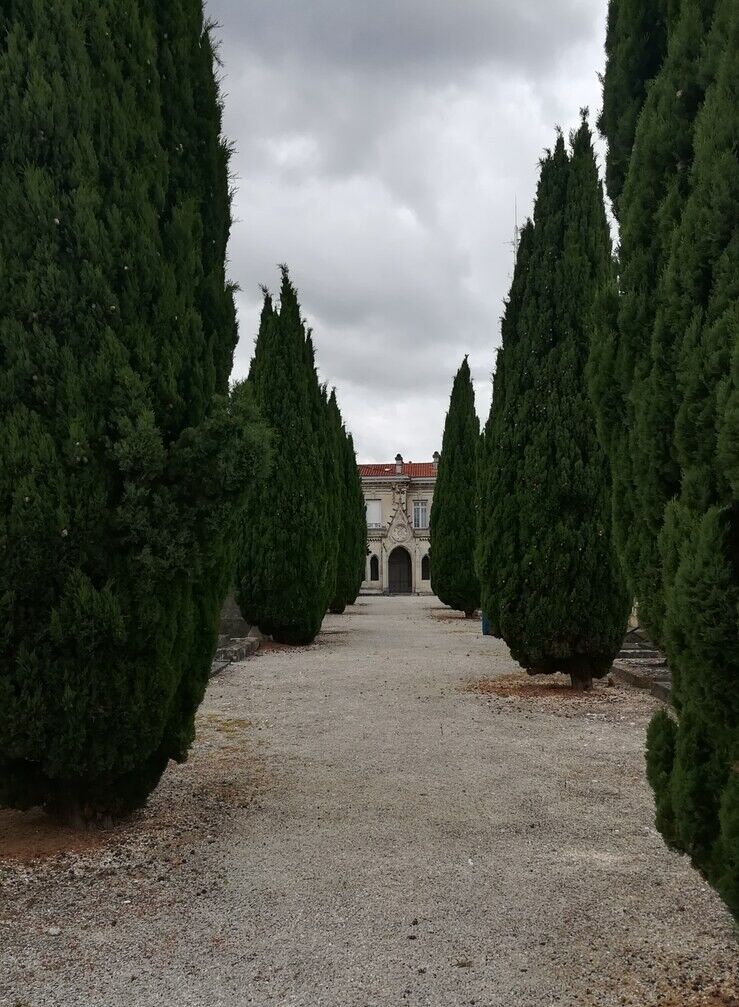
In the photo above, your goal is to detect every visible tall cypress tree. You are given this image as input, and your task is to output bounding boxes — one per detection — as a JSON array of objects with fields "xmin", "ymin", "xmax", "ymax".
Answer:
[
  {"xmin": 598, "ymin": 0, "xmax": 669, "ymax": 218},
  {"xmin": 430, "ymin": 358, "xmax": 480, "ymax": 616},
  {"xmin": 329, "ymin": 394, "xmax": 367, "ymax": 615},
  {"xmin": 478, "ymin": 223, "xmax": 536, "ymax": 640},
  {"xmin": 235, "ymin": 270, "xmax": 333, "ymax": 645},
  {"xmin": 320, "ymin": 385, "xmax": 342, "ymax": 613},
  {"xmin": 592, "ymin": 0, "xmax": 717, "ymax": 645},
  {"xmin": 480, "ymin": 122, "xmax": 629, "ymax": 689},
  {"xmin": 344, "ymin": 431, "xmax": 368, "ymax": 608},
  {"xmin": 644, "ymin": 0, "xmax": 738, "ymax": 918},
  {"xmin": 0, "ymin": 2, "xmax": 264, "ymax": 817}
]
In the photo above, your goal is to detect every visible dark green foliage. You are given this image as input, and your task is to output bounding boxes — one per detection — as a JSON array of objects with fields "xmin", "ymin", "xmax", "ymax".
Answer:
[
  {"xmin": 479, "ymin": 121, "xmax": 630, "ymax": 690},
  {"xmin": 717, "ymin": 772, "xmax": 739, "ymax": 917},
  {"xmin": 598, "ymin": 0, "xmax": 669, "ymax": 217},
  {"xmin": 430, "ymin": 358, "xmax": 480, "ymax": 616},
  {"xmin": 0, "ymin": 2, "xmax": 266, "ymax": 817},
  {"xmin": 599, "ymin": 0, "xmax": 737, "ymax": 917},
  {"xmin": 321, "ymin": 387, "xmax": 343, "ymax": 613},
  {"xmin": 646, "ymin": 708, "xmax": 678, "ymax": 844},
  {"xmin": 477, "ymin": 223, "xmax": 536, "ymax": 641},
  {"xmin": 235, "ymin": 271, "xmax": 337, "ymax": 645},
  {"xmin": 236, "ymin": 271, "xmax": 362, "ymax": 636},
  {"xmin": 592, "ymin": 0, "xmax": 718, "ymax": 646},
  {"xmin": 330, "ymin": 394, "xmax": 367, "ymax": 614}
]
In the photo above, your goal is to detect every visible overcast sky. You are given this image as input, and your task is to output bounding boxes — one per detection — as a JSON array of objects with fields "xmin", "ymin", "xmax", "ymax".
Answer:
[{"xmin": 205, "ymin": 0, "xmax": 608, "ymax": 463}]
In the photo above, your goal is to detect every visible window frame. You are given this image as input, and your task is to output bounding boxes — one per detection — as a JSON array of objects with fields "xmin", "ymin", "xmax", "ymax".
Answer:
[
  {"xmin": 413, "ymin": 498, "xmax": 429, "ymax": 529},
  {"xmin": 366, "ymin": 499, "xmax": 383, "ymax": 529}
]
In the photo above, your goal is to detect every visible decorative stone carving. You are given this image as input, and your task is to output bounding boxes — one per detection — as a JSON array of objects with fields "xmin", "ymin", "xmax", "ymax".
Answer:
[
  {"xmin": 392, "ymin": 483, "xmax": 407, "ymax": 511},
  {"xmin": 391, "ymin": 522, "xmax": 410, "ymax": 544},
  {"xmin": 388, "ymin": 489, "xmax": 412, "ymax": 545}
]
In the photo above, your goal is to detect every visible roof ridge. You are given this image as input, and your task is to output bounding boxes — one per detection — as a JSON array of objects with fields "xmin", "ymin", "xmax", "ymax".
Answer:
[{"xmin": 358, "ymin": 460, "xmax": 437, "ymax": 477}]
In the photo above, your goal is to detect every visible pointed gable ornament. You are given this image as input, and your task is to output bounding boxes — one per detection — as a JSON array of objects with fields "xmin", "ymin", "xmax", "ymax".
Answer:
[{"xmin": 388, "ymin": 489, "xmax": 411, "ymax": 544}]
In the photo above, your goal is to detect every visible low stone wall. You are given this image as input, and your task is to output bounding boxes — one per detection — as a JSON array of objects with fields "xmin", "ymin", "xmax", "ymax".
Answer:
[
  {"xmin": 611, "ymin": 627, "xmax": 672, "ymax": 703},
  {"xmin": 219, "ymin": 590, "xmax": 251, "ymax": 641},
  {"xmin": 211, "ymin": 591, "xmax": 260, "ymax": 676}
]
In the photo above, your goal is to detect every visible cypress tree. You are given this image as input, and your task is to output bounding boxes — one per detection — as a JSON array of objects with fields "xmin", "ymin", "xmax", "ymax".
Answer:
[
  {"xmin": 644, "ymin": 0, "xmax": 738, "ymax": 917},
  {"xmin": 477, "ymin": 223, "xmax": 536, "ymax": 640},
  {"xmin": 0, "ymin": 2, "xmax": 263, "ymax": 817},
  {"xmin": 321, "ymin": 386, "xmax": 342, "ymax": 613},
  {"xmin": 592, "ymin": 0, "xmax": 717, "ymax": 645},
  {"xmin": 235, "ymin": 270, "xmax": 333, "ymax": 645},
  {"xmin": 344, "ymin": 431, "xmax": 368, "ymax": 608},
  {"xmin": 480, "ymin": 122, "xmax": 630, "ymax": 689},
  {"xmin": 430, "ymin": 358, "xmax": 480, "ymax": 616},
  {"xmin": 598, "ymin": 0, "xmax": 669, "ymax": 218},
  {"xmin": 329, "ymin": 395, "xmax": 367, "ymax": 615},
  {"xmin": 309, "ymin": 336, "xmax": 342, "ymax": 621},
  {"xmin": 595, "ymin": 0, "xmax": 737, "ymax": 915}
]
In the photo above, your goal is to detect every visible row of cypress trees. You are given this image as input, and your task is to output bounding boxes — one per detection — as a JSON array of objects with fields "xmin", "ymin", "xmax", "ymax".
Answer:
[
  {"xmin": 0, "ymin": 6, "xmax": 365, "ymax": 819},
  {"xmin": 235, "ymin": 269, "xmax": 366, "ymax": 645},
  {"xmin": 594, "ymin": 0, "xmax": 738, "ymax": 918},
  {"xmin": 431, "ymin": 120, "xmax": 629, "ymax": 690},
  {"xmin": 459, "ymin": 0, "xmax": 737, "ymax": 918}
]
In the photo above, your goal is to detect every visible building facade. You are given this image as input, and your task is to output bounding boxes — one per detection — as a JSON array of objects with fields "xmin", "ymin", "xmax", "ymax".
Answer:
[{"xmin": 358, "ymin": 454, "xmax": 438, "ymax": 595}]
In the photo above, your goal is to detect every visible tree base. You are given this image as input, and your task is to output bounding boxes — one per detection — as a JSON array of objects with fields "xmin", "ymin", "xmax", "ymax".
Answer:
[
  {"xmin": 569, "ymin": 669, "xmax": 594, "ymax": 691},
  {"xmin": 0, "ymin": 747, "xmax": 171, "ymax": 823},
  {"xmin": 523, "ymin": 656, "xmax": 609, "ymax": 692},
  {"xmin": 271, "ymin": 626, "xmax": 321, "ymax": 646},
  {"xmin": 46, "ymin": 802, "xmax": 117, "ymax": 830}
]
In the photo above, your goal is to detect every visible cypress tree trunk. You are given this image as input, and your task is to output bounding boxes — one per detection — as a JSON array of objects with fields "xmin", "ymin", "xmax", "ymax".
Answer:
[
  {"xmin": 430, "ymin": 358, "xmax": 480, "ymax": 616},
  {"xmin": 480, "ymin": 122, "xmax": 630, "ymax": 689},
  {"xmin": 235, "ymin": 271, "xmax": 333, "ymax": 645},
  {"xmin": 0, "ymin": 2, "xmax": 264, "ymax": 818}
]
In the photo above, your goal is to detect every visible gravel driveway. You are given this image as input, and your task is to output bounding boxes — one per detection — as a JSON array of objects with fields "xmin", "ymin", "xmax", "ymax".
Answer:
[{"xmin": 1, "ymin": 595, "xmax": 737, "ymax": 1006}]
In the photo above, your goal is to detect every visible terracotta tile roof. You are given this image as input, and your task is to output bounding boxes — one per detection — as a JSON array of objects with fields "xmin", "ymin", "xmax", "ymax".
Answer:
[{"xmin": 358, "ymin": 462, "xmax": 437, "ymax": 479}]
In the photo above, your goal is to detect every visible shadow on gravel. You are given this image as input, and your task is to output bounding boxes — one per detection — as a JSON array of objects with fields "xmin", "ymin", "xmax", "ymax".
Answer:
[
  {"xmin": 428, "ymin": 606, "xmax": 478, "ymax": 622},
  {"xmin": 0, "ymin": 709, "xmax": 269, "ymax": 865},
  {"xmin": 648, "ymin": 991, "xmax": 739, "ymax": 1006},
  {"xmin": 464, "ymin": 672, "xmax": 619, "ymax": 703}
]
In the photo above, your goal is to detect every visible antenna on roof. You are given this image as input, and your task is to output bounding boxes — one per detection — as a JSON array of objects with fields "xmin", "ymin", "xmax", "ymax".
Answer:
[
  {"xmin": 502, "ymin": 197, "xmax": 521, "ymax": 288},
  {"xmin": 505, "ymin": 197, "xmax": 520, "ymax": 263}
]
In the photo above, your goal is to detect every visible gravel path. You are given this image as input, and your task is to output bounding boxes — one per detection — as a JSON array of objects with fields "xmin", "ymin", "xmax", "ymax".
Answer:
[{"xmin": 1, "ymin": 595, "xmax": 737, "ymax": 1006}]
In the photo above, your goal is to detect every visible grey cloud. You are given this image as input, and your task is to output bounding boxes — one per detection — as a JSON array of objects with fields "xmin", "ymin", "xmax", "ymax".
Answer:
[
  {"xmin": 212, "ymin": 1, "xmax": 599, "ymax": 80},
  {"xmin": 207, "ymin": 0, "xmax": 607, "ymax": 462}
]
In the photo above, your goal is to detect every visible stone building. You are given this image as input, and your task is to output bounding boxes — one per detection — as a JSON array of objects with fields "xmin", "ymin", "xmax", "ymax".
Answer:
[{"xmin": 358, "ymin": 453, "xmax": 438, "ymax": 595}]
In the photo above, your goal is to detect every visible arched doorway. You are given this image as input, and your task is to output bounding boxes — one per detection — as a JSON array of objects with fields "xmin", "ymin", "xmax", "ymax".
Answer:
[{"xmin": 388, "ymin": 547, "xmax": 412, "ymax": 594}]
